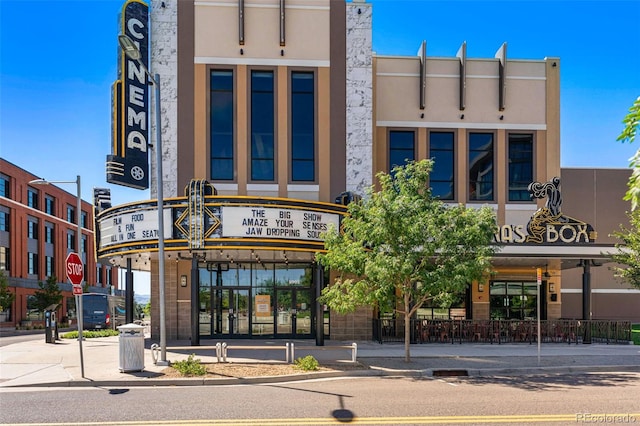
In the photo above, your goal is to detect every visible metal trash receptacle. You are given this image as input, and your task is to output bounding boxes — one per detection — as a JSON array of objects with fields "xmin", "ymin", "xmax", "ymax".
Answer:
[{"xmin": 118, "ymin": 323, "xmax": 145, "ymax": 372}]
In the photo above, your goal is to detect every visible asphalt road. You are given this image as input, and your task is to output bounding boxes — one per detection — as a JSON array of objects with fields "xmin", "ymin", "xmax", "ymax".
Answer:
[{"xmin": 1, "ymin": 372, "xmax": 639, "ymax": 425}]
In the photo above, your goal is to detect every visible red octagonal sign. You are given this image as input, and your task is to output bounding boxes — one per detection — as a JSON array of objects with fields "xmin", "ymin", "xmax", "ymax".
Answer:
[{"xmin": 65, "ymin": 252, "xmax": 84, "ymax": 286}]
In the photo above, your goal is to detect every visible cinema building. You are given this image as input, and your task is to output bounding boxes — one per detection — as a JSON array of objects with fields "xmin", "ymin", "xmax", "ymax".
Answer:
[{"xmin": 97, "ymin": 0, "xmax": 638, "ymax": 344}]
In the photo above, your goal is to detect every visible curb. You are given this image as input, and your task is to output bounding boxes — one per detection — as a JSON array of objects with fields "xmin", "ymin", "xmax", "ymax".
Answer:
[
  {"xmin": 3, "ymin": 365, "xmax": 639, "ymax": 388},
  {"xmin": 2, "ymin": 369, "xmax": 383, "ymax": 388}
]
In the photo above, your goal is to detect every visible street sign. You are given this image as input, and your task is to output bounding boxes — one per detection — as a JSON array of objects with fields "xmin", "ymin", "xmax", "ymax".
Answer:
[
  {"xmin": 65, "ymin": 252, "xmax": 84, "ymax": 285},
  {"xmin": 72, "ymin": 285, "xmax": 83, "ymax": 295}
]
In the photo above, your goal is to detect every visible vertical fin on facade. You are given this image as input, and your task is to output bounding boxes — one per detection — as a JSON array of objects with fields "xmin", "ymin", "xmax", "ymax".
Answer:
[
  {"xmin": 419, "ymin": 40, "xmax": 427, "ymax": 110},
  {"xmin": 457, "ymin": 41, "xmax": 467, "ymax": 111},
  {"xmin": 239, "ymin": 0, "xmax": 245, "ymax": 45},
  {"xmin": 495, "ymin": 42, "xmax": 507, "ymax": 111},
  {"xmin": 279, "ymin": 0, "xmax": 286, "ymax": 46}
]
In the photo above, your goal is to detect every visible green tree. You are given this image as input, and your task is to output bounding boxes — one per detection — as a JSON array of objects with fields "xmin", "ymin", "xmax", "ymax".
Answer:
[
  {"xmin": 33, "ymin": 276, "xmax": 63, "ymax": 312},
  {"xmin": 0, "ymin": 270, "xmax": 16, "ymax": 313},
  {"xmin": 143, "ymin": 300, "xmax": 151, "ymax": 317},
  {"xmin": 611, "ymin": 208, "xmax": 640, "ymax": 290},
  {"xmin": 618, "ymin": 96, "xmax": 640, "ymax": 210},
  {"xmin": 317, "ymin": 159, "xmax": 498, "ymax": 361}
]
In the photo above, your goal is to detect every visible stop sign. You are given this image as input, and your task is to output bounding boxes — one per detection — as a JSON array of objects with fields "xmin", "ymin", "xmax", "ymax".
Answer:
[{"xmin": 65, "ymin": 252, "xmax": 84, "ymax": 285}]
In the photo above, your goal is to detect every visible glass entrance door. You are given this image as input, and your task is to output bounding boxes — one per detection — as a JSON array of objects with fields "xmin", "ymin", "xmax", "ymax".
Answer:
[
  {"xmin": 275, "ymin": 289, "xmax": 313, "ymax": 337},
  {"xmin": 209, "ymin": 288, "xmax": 250, "ymax": 338}
]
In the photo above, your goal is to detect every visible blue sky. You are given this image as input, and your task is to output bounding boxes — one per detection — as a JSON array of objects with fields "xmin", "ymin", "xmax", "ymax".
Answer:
[{"xmin": 1, "ymin": 0, "xmax": 639, "ymax": 292}]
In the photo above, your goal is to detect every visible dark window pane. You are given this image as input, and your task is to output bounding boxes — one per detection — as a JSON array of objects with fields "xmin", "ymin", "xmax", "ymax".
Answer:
[
  {"xmin": 251, "ymin": 71, "xmax": 275, "ymax": 181},
  {"xmin": 251, "ymin": 160, "xmax": 274, "ymax": 181},
  {"xmin": 292, "ymin": 160, "xmax": 315, "ymax": 181},
  {"xmin": 210, "ymin": 70, "xmax": 235, "ymax": 181},
  {"xmin": 429, "ymin": 131, "xmax": 455, "ymax": 200},
  {"xmin": 291, "ymin": 72, "xmax": 315, "ymax": 182},
  {"xmin": 211, "ymin": 159, "xmax": 233, "ymax": 181},
  {"xmin": 210, "ymin": 70, "xmax": 233, "ymax": 90},
  {"xmin": 389, "ymin": 131, "xmax": 415, "ymax": 170},
  {"xmin": 430, "ymin": 182, "xmax": 454, "ymax": 200},
  {"xmin": 430, "ymin": 151, "xmax": 454, "ymax": 181},
  {"xmin": 508, "ymin": 134, "xmax": 533, "ymax": 201},
  {"xmin": 469, "ymin": 133, "xmax": 494, "ymax": 201}
]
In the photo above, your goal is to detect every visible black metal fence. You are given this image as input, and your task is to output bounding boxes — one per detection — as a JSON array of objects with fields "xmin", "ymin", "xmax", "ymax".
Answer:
[{"xmin": 372, "ymin": 318, "xmax": 633, "ymax": 345}]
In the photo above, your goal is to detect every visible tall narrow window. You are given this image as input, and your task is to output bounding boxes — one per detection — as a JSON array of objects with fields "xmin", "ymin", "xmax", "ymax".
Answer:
[
  {"xmin": 291, "ymin": 72, "xmax": 315, "ymax": 181},
  {"xmin": 0, "ymin": 210, "xmax": 8, "ymax": 232},
  {"xmin": 210, "ymin": 70, "xmax": 234, "ymax": 180},
  {"xmin": 429, "ymin": 132, "xmax": 455, "ymax": 200},
  {"xmin": 67, "ymin": 232, "xmax": 74, "ymax": 250},
  {"xmin": 468, "ymin": 133, "xmax": 494, "ymax": 201},
  {"xmin": 389, "ymin": 130, "xmax": 415, "ymax": 171},
  {"xmin": 45, "ymin": 223, "xmax": 54, "ymax": 244},
  {"xmin": 27, "ymin": 219, "xmax": 38, "ymax": 240},
  {"xmin": 81, "ymin": 211, "xmax": 88, "ymax": 229},
  {"xmin": 0, "ymin": 247, "xmax": 9, "ymax": 271},
  {"xmin": 0, "ymin": 175, "xmax": 9, "ymax": 198},
  {"xmin": 251, "ymin": 70, "xmax": 275, "ymax": 181},
  {"xmin": 45, "ymin": 256, "xmax": 54, "ymax": 278},
  {"xmin": 67, "ymin": 205, "xmax": 75, "ymax": 224},
  {"xmin": 27, "ymin": 188, "xmax": 38, "ymax": 209},
  {"xmin": 28, "ymin": 252, "xmax": 38, "ymax": 275},
  {"xmin": 45, "ymin": 196, "xmax": 55, "ymax": 215},
  {"xmin": 508, "ymin": 133, "xmax": 534, "ymax": 201}
]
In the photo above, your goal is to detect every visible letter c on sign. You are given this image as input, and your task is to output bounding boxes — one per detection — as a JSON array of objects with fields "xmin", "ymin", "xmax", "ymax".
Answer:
[{"xmin": 128, "ymin": 18, "xmax": 145, "ymax": 39}]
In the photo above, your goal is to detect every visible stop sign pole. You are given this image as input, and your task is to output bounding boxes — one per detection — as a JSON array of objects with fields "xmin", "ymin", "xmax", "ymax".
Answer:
[{"xmin": 66, "ymin": 251, "xmax": 85, "ymax": 378}]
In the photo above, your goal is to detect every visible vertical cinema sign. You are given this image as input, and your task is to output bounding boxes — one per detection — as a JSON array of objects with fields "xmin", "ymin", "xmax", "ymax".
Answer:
[{"xmin": 106, "ymin": 0, "xmax": 149, "ymax": 190}]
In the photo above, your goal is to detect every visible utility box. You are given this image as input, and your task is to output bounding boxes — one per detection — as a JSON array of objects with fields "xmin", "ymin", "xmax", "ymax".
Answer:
[{"xmin": 117, "ymin": 323, "xmax": 145, "ymax": 372}]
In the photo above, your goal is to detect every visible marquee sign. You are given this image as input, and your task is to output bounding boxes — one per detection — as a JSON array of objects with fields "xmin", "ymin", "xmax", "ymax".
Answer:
[
  {"xmin": 106, "ymin": 0, "xmax": 150, "ymax": 190},
  {"xmin": 221, "ymin": 206, "xmax": 340, "ymax": 242},
  {"xmin": 494, "ymin": 177, "xmax": 596, "ymax": 245},
  {"xmin": 99, "ymin": 208, "xmax": 173, "ymax": 248}
]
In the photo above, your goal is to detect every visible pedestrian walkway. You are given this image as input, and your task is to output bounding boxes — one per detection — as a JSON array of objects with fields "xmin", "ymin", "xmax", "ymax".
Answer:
[{"xmin": 0, "ymin": 331, "xmax": 638, "ymax": 388}]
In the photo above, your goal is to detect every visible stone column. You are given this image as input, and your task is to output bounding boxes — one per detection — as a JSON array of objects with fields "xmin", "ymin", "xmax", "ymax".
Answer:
[{"xmin": 345, "ymin": 0, "xmax": 373, "ymax": 195}]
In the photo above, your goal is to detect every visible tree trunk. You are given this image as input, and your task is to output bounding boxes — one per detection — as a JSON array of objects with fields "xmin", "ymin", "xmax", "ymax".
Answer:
[{"xmin": 404, "ymin": 292, "xmax": 411, "ymax": 362}]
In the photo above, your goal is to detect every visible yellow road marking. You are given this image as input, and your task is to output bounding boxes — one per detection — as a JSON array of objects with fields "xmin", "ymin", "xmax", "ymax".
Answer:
[{"xmin": 14, "ymin": 413, "xmax": 640, "ymax": 425}]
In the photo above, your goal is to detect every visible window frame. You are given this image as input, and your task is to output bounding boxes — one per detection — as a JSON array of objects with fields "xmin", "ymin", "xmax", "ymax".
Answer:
[
  {"xmin": 0, "ymin": 174, "xmax": 9, "ymax": 198},
  {"xmin": 45, "ymin": 196, "xmax": 55, "ymax": 215},
  {"xmin": 249, "ymin": 68, "xmax": 277, "ymax": 182},
  {"xmin": 210, "ymin": 67, "xmax": 236, "ymax": 181},
  {"xmin": 507, "ymin": 132, "xmax": 535, "ymax": 202},
  {"xmin": 290, "ymin": 69, "xmax": 317, "ymax": 183},
  {"xmin": 467, "ymin": 131, "xmax": 495, "ymax": 202},
  {"xmin": 388, "ymin": 129, "xmax": 416, "ymax": 172},
  {"xmin": 27, "ymin": 252, "xmax": 38, "ymax": 275},
  {"xmin": 428, "ymin": 130, "xmax": 456, "ymax": 201},
  {"xmin": 27, "ymin": 187, "xmax": 38, "ymax": 209}
]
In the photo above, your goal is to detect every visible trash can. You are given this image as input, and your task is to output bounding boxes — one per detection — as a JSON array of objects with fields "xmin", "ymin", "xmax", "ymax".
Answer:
[{"xmin": 117, "ymin": 323, "xmax": 145, "ymax": 372}]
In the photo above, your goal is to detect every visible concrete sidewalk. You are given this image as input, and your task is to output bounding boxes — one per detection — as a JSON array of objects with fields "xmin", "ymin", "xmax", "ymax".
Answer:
[{"xmin": 1, "ymin": 332, "xmax": 639, "ymax": 388}]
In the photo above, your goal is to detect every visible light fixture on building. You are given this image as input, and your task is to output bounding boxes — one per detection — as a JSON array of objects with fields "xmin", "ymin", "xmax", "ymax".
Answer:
[{"xmin": 477, "ymin": 283, "xmax": 484, "ymax": 292}]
